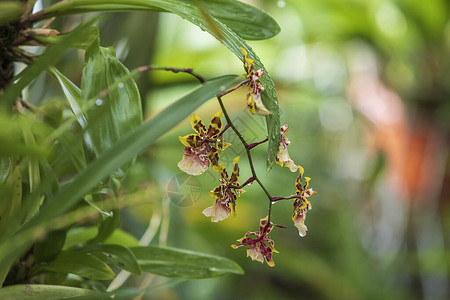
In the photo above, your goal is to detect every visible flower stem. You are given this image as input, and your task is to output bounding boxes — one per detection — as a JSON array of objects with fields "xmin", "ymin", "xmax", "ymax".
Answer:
[
  {"xmin": 138, "ymin": 65, "xmax": 206, "ymax": 83},
  {"xmin": 216, "ymin": 95, "xmax": 274, "ymax": 224},
  {"xmin": 218, "ymin": 78, "xmax": 251, "ymax": 97},
  {"xmin": 149, "ymin": 65, "xmax": 279, "ymax": 227},
  {"xmin": 271, "ymin": 195, "xmax": 302, "ymax": 202},
  {"xmin": 218, "ymin": 124, "xmax": 231, "ymax": 138},
  {"xmin": 247, "ymin": 137, "xmax": 268, "ymax": 150}
]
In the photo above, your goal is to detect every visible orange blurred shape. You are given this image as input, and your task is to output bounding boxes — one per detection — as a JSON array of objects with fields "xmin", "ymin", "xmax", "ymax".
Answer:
[{"xmin": 348, "ymin": 73, "xmax": 446, "ymax": 202}]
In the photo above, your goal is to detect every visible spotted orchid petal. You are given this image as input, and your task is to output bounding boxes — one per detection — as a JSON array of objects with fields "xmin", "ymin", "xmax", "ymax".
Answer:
[
  {"xmin": 178, "ymin": 134, "xmax": 203, "ymax": 149},
  {"xmin": 291, "ymin": 166, "xmax": 316, "ymax": 237},
  {"xmin": 217, "ymin": 136, "xmax": 232, "ymax": 150},
  {"xmin": 241, "ymin": 47, "xmax": 254, "ymax": 77},
  {"xmin": 230, "ymin": 156, "xmax": 240, "ymax": 183},
  {"xmin": 190, "ymin": 114, "xmax": 206, "ymax": 136},
  {"xmin": 207, "ymin": 110, "xmax": 223, "ymax": 138},
  {"xmin": 231, "ymin": 216, "xmax": 277, "ymax": 267},
  {"xmin": 206, "ymin": 145, "xmax": 220, "ymax": 166},
  {"xmin": 208, "ymin": 185, "xmax": 227, "ymax": 200}
]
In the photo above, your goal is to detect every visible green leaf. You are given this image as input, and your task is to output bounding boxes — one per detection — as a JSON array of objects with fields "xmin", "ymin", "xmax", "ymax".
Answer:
[
  {"xmin": 131, "ymin": 246, "xmax": 244, "ymax": 278},
  {"xmin": 33, "ymin": 230, "xmax": 66, "ymax": 264},
  {"xmin": 0, "ymin": 113, "xmax": 47, "ymax": 158},
  {"xmin": 36, "ymin": 250, "xmax": 115, "ymax": 280},
  {"xmin": 198, "ymin": 0, "xmax": 280, "ymax": 40},
  {"xmin": 103, "ymin": 228, "xmax": 140, "ymax": 247},
  {"xmin": 22, "ymin": 75, "xmax": 242, "ymax": 231},
  {"xmin": 0, "ymin": 2, "xmax": 26, "ymax": 26},
  {"xmin": 81, "ymin": 32, "xmax": 143, "ymax": 158},
  {"xmin": 0, "ymin": 157, "xmax": 11, "ymax": 183},
  {"xmin": 43, "ymin": 0, "xmax": 281, "ymax": 168},
  {"xmin": 87, "ymin": 210, "xmax": 120, "ymax": 244},
  {"xmin": 64, "ymin": 227, "xmax": 139, "ymax": 249},
  {"xmin": 0, "ymin": 284, "xmax": 95, "ymax": 299},
  {"xmin": 0, "ymin": 160, "xmax": 22, "ymax": 233},
  {"xmin": 80, "ymin": 244, "xmax": 142, "ymax": 275},
  {"xmin": 0, "ymin": 20, "xmax": 97, "ymax": 109},
  {"xmin": 22, "ymin": 128, "xmax": 40, "ymax": 195},
  {"xmin": 48, "ymin": 67, "xmax": 86, "ymax": 128},
  {"xmin": 45, "ymin": 0, "xmax": 280, "ymax": 40}
]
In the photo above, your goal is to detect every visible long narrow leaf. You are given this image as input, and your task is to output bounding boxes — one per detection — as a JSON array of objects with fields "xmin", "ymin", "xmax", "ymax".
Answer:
[
  {"xmin": 131, "ymin": 246, "xmax": 244, "ymax": 278},
  {"xmin": 35, "ymin": 250, "xmax": 116, "ymax": 280},
  {"xmin": 0, "ymin": 284, "xmax": 95, "ymax": 300}
]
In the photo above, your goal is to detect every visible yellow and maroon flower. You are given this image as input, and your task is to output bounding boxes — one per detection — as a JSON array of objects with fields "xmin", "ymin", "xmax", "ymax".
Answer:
[
  {"xmin": 203, "ymin": 156, "xmax": 244, "ymax": 222},
  {"xmin": 292, "ymin": 165, "xmax": 316, "ymax": 237},
  {"xmin": 178, "ymin": 111, "xmax": 231, "ymax": 175},
  {"xmin": 275, "ymin": 124, "xmax": 298, "ymax": 172},
  {"xmin": 241, "ymin": 47, "xmax": 271, "ymax": 116},
  {"xmin": 231, "ymin": 216, "xmax": 278, "ymax": 267}
]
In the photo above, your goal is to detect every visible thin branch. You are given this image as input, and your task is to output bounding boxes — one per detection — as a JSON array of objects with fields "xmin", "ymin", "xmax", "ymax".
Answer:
[
  {"xmin": 247, "ymin": 137, "xmax": 268, "ymax": 150},
  {"xmin": 138, "ymin": 65, "xmax": 205, "ymax": 83},
  {"xmin": 216, "ymin": 96, "xmax": 273, "ymax": 207},
  {"xmin": 271, "ymin": 195, "xmax": 301, "ymax": 202}
]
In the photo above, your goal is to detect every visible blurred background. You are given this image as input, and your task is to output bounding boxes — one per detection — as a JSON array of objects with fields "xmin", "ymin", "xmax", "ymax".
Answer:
[{"xmin": 30, "ymin": 0, "xmax": 450, "ymax": 299}]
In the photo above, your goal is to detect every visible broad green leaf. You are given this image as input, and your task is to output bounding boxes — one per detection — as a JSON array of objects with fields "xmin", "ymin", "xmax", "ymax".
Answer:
[
  {"xmin": 58, "ymin": 279, "xmax": 185, "ymax": 300},
  {"xmin": 45, "ymin": 0, "xmax": 280, "ymax": 40},
  {"xmin": 0, "ymin": 284, "xmax": 95, "ymax": 299},
  {"xmin": 198, "ymin": 0, "xmax": 280, "ymax": 40},
  {"xmin": 80, "ymin": 244, "xmax": 141, "ymax": 275},
  {"xmin": 0, "ymin": 2, "xmax": 25, "ymax": 26},
  {"xmin": 103, "ymin": 228, "xmax": 140, "ymax": 247},
  {"xmin": 87, "ymin": 210, "xmax": 120, "ymax": 244},
  {"xmin": 36, "ymin": 250, "xmax": 115, "ymax": 280},
  {"xmin": 131, "ymin": 246, "xmax": 244, "ymax": 278},
  {"xmin": 82, "ymin": 32, "xmax": 142, "ymax": 158},
  {"xmin": 43, "ymin": 0, "xmax": 281, "ymax": 168},
  {"xmin": 64, "ymin": 227, "xmax": 139, "ymax": 249},
  {"xmin": 33, "ymin": 230, "xmax": 66, "ymax": 264},
  {"xmin": 22, "ymin": 75, "xmax": 242, "ymax": 231},
  {"xmin": 0, "ymin": 20, "xmax": 97, "ymax": 109}
]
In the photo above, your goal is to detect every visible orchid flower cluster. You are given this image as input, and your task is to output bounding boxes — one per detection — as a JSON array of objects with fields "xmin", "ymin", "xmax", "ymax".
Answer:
[{"xmin": 177, "ymin": 48, "xmax": 317, "ymax": 267}]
